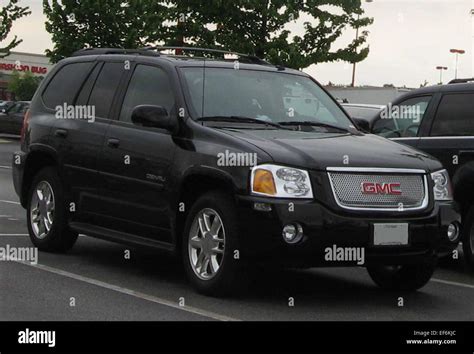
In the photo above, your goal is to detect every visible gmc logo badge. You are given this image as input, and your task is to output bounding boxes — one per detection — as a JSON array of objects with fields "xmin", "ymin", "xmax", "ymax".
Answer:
[{"xmin": 361, "ymin": 182, "xmax": 402, "ymax": 195}]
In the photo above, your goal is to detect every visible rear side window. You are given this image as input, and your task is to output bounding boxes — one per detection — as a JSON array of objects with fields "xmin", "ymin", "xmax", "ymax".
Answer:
[
  {"xmin": 88, "ymin": 63, "xmax": 125, "ymax": 119},
  {"xmin": 42, "ymin": 62, "xmax": 93, "ymax": 108},
  {"xmin": 431, "ymin": 93, "xmax": 474, "ymax": 136},
  {"xmin": 119, "ymin": 65, "xmax": 175, "ymax": 123}
]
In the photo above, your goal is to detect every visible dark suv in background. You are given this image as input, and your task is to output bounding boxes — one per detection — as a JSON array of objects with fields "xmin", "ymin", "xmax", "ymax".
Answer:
[
  {"xmin": 12, "ymin": 47, "xmax": 460, "ymax": 296},
  {"xmin": 360, "ymin": 80, "xmax": 474, "ymax": 265}
]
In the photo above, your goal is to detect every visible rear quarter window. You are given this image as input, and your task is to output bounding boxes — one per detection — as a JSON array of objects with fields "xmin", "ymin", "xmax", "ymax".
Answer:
[{"xmin": 42, "ymin": 62, "xmax": 93, "ymax": 109}]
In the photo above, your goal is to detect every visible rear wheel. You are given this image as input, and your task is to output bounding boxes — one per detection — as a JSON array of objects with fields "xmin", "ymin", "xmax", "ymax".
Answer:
[
  {"xmin": 182, "ymin": 191, "xmax": 243, "ymax": 296},
  {"xmin": 26, "ymin": 167, "xmax": 78, "ymax": 252},
  {"xmin": 367, "ymin": 262, "xmax": 435, "ymax": 291},
  {"xmin": 462, "ymin": 205, "xmax": 474, "ymax": 266}
]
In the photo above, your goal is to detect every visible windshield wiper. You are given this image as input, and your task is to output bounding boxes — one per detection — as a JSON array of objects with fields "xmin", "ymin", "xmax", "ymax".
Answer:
[
  {"xmin": 197, "ymin": 116, "xmax": 288, "ymax": 129},
  {"xmin": 276, "ymin": 121, "xmax": 351, "ymax": 133}
]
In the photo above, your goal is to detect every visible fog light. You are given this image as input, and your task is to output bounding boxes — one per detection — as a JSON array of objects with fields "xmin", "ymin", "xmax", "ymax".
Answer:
[
  {"xmin": 282, "ymin": 223, "xmax": 304, "ymax": 244},
  {"xmin": 447, "ymin": 222, "xmax": 460, "ymax": 242}
]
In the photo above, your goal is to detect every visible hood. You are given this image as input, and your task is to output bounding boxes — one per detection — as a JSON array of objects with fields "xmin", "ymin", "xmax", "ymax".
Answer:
[{"xmin": 219, "ymin": 128, "xmax": 442, "ymax": 172}]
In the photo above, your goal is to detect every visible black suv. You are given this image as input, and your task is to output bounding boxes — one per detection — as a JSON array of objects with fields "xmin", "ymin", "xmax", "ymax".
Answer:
[
  {"xmin": 12, "ymin": 47, "xmax": 460, "ymax": 295},
  {"xmin": 361, "ymin": 80, "xmax": 474, "ymax": 265}
]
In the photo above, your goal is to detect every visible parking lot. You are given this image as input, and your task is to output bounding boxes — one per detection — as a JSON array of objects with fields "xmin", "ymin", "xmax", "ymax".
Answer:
[{"xmin": 1, "ymin": 136, "xmax": 474, "ymax": 321}]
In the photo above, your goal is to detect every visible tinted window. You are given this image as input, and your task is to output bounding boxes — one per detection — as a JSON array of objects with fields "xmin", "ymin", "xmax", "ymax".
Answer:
[
  {"xmin": 76, "ymin": 63, "xmax": 102, "ymax": 106},
  {"xmin": 88, "ymin": 63, "xmax": 124, "ymax": 119},
  {"xmin": 431, "ymin": 93, "xmax": 474, "ymax": 136},
  {"xmin": 373, "ymin": 96, "xmax": 431, "ymax": 138},
  {"xmin": 42, "ymin": 62, "xmax": 92, "ymax": 108},
  {"xmin": 119, "ymin": 65, "xmax": 175, "ymax": 123}
]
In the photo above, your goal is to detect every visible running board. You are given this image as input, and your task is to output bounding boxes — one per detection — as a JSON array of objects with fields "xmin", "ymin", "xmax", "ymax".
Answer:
[{"xmin": 69, "ymin": 222, "xmax": 174, "ymax": 252}]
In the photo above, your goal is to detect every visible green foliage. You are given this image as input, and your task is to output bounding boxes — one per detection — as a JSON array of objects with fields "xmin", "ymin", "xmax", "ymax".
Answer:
[
  {"xmin": 7, "ymin": 70, "xmax": 42, "ymax": 100},
  {"xmin": 43, "ymin": 0, "xmax": 170, "ymax": 62},
  {"xmin": 44, "ymin": 0, "xmax": 373, "ymax": 69},
  {"xmin": 0, "ymin": 0, "xmax": 31, "ymax": 58},
  {"xmin": 167, "ymin": 0, "xmax": 373, "ymax": 69}
]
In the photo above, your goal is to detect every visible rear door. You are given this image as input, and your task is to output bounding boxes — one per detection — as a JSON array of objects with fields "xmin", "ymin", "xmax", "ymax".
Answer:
[
  {"xmin": 95, "ymin": 63, "xmax": 177, "ymax": 242},
  {"xmin": 418, "ymin": 92, "xmax": 474, "ymax": 178},
  {"xmin": 50, "ymin": 60, "xmax": 127, "ymax": 223}
]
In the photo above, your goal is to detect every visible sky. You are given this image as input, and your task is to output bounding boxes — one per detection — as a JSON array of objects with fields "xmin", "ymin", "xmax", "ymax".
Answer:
[{"xmin": 3, "ymin": 0, "xmax": 474, "ymax": 88}]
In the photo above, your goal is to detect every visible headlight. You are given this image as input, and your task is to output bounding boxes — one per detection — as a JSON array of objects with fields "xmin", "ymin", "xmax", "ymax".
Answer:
[
  {"xmin": 431, "ymin": 169, "xmax": 453, "ymax": 201},
  {"xmin": 251, "ymin": 164, "xmax": 313, "ymax": 198}
]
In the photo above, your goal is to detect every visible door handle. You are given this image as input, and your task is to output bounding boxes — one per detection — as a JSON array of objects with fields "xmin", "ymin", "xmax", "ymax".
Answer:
[
  {"xmin": 107, "ymin": 138, "xmax": 120, "ymax": 148},
  {"xmin": 54, "ymin": 129, "xmax": 68, "ymax": 138}
]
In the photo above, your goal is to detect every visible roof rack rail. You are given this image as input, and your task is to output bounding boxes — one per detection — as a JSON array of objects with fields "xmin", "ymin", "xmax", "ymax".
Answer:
[
  {"xmin": 71, "ymin": 48, "xmax": 160, "ymax": 57},
  {"xmin": 142, "ymin": 46, "xmax": 269, "ymax": 65},
  {"xmin": 448, "ymin": 78, "xmax": 474, "ymax": 84}
]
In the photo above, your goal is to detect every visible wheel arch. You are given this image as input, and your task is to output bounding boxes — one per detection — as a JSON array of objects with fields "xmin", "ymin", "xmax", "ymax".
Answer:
[
  {"xmin": 21, "ymin": 146, "xmax": 59, "ymax": 207},
  {"xmin": 173, "ymin": 167, "xmax": 238, "ymax": 253}
]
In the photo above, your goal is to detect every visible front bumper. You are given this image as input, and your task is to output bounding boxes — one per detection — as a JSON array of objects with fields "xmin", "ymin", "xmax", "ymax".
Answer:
[{"xmin": 236, "ymin": 196, "xmax": 460, "ymax": 267}]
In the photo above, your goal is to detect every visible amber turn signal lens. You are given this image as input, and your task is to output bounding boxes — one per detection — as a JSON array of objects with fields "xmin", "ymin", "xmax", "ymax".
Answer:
[{"xmin": 253, "ymin": 169, "xmax": 277, "ymax": 195}]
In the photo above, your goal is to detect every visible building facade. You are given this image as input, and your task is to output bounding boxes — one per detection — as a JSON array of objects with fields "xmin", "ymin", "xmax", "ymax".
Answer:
[{"xmin": 0, "ymin": 51, "xmax": 54, "ymax": 100}]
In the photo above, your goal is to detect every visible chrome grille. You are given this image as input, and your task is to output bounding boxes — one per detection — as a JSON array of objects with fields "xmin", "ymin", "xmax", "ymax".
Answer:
[{"xmin": 327, "ymin": 170, "xmax": 428, "ymax": 211}]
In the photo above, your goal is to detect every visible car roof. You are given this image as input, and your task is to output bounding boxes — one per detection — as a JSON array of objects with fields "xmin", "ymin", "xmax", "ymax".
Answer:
[
  {"xmin": 66, "ymin": 47, "xmax": 307, "ymax": 76},
  {"xmin": 341, "ymin": 103, "xmax": 384, "ymax": 109},
  {"xmin": 401, "ymin": 82, "xmax": 474, "ymax": 96}
]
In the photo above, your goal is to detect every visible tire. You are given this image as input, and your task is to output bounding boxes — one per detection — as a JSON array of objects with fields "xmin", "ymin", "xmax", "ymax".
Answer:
[
  {"xmin": 26, "ymin": 167, "xmax": 78, "ymax": 252},
  {"xmin": 462, "ymin": 205, "xmax": 474, "ymax": 267},
  {"xmin": 182, "ymin": 191, "xmax": 243, "ymax": 296},
  {"xmin": 367, "ymin": 262, "xmax": 436, "ymax": 291}
]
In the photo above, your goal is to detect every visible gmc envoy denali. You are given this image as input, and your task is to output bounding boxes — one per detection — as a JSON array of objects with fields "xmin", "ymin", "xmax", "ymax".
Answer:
[{"xmin": 12, "ymin": 47, "xmax": 460, "ymax": 296}]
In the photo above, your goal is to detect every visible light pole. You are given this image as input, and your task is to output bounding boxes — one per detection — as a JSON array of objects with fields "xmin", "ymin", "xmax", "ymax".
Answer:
[
  {"xmin": 450, "ymin": 49, "xmax": 465, "ymax": 79},
  {"xmin": 436, "ymin": 66, "xmax": 448, "ymax": 84},
  {"xmin": 351, "ymin": 0, "xmax": 373, "ymax": 87}
]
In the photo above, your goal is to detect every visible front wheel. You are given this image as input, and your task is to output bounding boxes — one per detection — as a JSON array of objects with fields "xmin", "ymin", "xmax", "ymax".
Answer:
[
  {"xmin": 182, "ymin": 191, "xmax": 243, "ymax": 296},
  {"xmin": 367, "ymin": 262, "xmax": 436, "ymax": 291},
  {"xmin": 462, "ymin": 205, "xmax": 474, "ymax": 267}
]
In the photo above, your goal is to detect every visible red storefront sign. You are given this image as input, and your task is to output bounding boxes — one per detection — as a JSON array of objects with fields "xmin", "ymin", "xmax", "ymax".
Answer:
[{"xmin": 0, "ymin": 62, "xmax": 48, "ymax": 75}]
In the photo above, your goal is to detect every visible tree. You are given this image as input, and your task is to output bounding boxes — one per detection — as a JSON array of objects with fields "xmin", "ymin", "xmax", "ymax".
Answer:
[
  {"xmin": 166, "ymin": 0, "xmax": 374, "ymax": 69},
  {"xmin": 43, "ymin": 0, "xmax": 170, "ymax": 62},
  {"xmin": 0, "ymin": 0, "xmax": 31, "ymax": 58},
  {"xmin": 7, "ymin": 70, "xmax": 42, "ymax": 100}
]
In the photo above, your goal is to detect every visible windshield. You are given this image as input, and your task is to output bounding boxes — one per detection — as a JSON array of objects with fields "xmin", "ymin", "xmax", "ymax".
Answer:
[{"xmin": 181, "ymin": 67, "xmax": 354, "ymax": 130}]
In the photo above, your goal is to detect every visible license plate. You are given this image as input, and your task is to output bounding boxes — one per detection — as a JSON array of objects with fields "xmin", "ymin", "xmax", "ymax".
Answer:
[{"xmin": 373, "ymin": 223, "xmax": 409, "ymax": 246}]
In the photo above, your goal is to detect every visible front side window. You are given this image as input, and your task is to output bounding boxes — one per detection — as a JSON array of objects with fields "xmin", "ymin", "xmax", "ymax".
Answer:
[
  {"xmin": 373, "ymin": 96, "xmax": 432, "ymax": 138},
  {"xmin": 119, "ymin": 65, "xmax": 175, "ymax": 123},
  {"xmin": 431, "ymin": 93, "xmax": 474, "ymax": 136},
  {"xmin": 181, "ymin": 67, "xmax": 353, "ymax": 130}
]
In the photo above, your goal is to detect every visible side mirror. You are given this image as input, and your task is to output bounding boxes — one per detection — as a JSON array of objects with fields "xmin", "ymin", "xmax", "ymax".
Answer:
[
  {"xmin": 352, "ymin": 118, "xmax": 370, "ymax": 132},
  {"xmin": 131, "ymin": 105, "xmax": 176, "ymax": 132}
]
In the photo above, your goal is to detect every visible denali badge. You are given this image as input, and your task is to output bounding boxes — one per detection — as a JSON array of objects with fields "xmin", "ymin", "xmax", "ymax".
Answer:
[{"xmin": 361, "ymin": 182, "xmax": 402, "ymax": 195}]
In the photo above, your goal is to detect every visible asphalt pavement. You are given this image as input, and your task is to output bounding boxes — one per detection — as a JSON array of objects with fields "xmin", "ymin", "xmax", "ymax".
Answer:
[{"xmin": 1, "ymin": 136, "xmax": 473, "ymax": 321}]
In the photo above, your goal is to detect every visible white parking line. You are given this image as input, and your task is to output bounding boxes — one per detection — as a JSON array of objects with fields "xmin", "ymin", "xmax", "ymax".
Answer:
[
  {"xmin": 0, "ymin": 200, "xmax": 21, "ymax": 205},
  {"xmin": 432, "ymin": 278, "xmax": 474, "ymax": 290},
  {"xmin": 0, "ymin": 234, "xmax": 29, "ymax": 236},
  {"xmin": 13, "ymin": 260, "xmax": 240, "ymax": 321},
  {"xmin": 0, "ymin": 165, "xmax": 12, "ymax": 169}
]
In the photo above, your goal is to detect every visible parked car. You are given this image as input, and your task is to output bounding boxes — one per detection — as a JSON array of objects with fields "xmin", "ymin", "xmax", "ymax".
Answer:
[
  {"xmin": 360, "ymin": 80, "xmax": 474, "ymax": 265},
  {"xmin": 341, "ymin": 103, "xmax": 384, "ymax": 130},
  {"xmin": 12, "ymin": 47, "xmax": 460, "ymax": 296},
  {"xmin": 0, "ymin": 101, "xmax": 30, "ymax": 135},
  {"xmin": 0, "ymin": 100, "xmax": 15, "ymax": 113}
]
